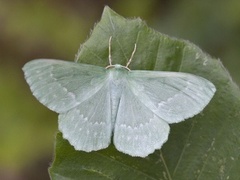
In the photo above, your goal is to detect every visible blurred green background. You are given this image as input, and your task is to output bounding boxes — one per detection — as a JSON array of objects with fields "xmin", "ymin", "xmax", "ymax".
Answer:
[{"xmin": 0, "ymin": 0, "xmax": 239, "ymax": 179}]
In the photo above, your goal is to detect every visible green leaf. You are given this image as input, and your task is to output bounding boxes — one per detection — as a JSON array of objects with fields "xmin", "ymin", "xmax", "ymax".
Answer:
[{"xmin": 49, "ymin": 6, "xmax": 240, "ymax": 180}]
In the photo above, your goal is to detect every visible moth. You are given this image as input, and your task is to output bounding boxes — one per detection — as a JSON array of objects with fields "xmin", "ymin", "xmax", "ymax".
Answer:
[{"xmin": 23, "ymin": 37, "xmax": 216, "ymax": 157}]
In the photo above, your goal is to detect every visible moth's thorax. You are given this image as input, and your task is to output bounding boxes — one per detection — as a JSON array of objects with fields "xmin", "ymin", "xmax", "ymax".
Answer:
[{"xmin": 107, "ymin": 64, "xmax": 129, "ymax": 84}]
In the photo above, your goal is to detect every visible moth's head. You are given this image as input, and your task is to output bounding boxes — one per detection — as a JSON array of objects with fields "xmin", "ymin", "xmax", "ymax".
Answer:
[
  {"xmin": 114, "ymin": 64, "xmax": 124, "ymax": 69},
  {"xmin": 106, "ymin": 64, "xmax": 130, "ymax": 71}
]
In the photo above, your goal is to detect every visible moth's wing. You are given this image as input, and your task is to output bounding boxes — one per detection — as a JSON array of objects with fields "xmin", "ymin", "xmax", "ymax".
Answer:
[
  {"xmin": 23, "ymin": 59, "xmax": 107, "ymax": 113},
  {"xmin": 59, "ymin": 83, "xmax": 112, "ymax": 151},
  {"xmin": 114, "ymin": 85, "xmax": 170, "ymax": 157},
  {"xmin": 129, "ymin": 71, "xmax": 216, "ymax": 123},
  {"xmin": 23, "ymin": 59, "xmax": 112, "ymax": 151}
]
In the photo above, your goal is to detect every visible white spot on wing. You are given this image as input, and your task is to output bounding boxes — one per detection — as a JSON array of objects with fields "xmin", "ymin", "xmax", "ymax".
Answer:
[
  {"xmin": 120, "ymin": 124, "xmax": 127, "ymax": 128},
  {"xmin": 63, "ymin": 87, "xmax": 68, "ymax": 92},
  {"xmin": 68, "ymin": 92, "xmax": 76, "ymax": 99}
]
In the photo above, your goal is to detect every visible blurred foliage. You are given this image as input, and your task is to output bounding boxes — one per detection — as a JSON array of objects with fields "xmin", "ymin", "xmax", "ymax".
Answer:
[
  {"xmin": 153, "ymin": 0, "xmax": 240, "ymax": 84},
  {"xmin": 0, "ymin": 0, "xmax": 239, "ymax": 179}
]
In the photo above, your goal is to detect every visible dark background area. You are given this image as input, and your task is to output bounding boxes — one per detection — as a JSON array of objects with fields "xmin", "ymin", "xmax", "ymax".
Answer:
[{"xmin": 0, "ymin": 0, "xmax": 239, "ymax": 179}]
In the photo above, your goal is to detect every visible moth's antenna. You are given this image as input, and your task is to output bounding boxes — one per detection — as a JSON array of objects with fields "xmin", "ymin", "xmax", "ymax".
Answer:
[
  {"xmin": 108, "ymin": 36, "xmax": 113, "ymax": 66},
  {"xmin": 126, "ymin": 43, "xmax": 137, "ymax": 68}
]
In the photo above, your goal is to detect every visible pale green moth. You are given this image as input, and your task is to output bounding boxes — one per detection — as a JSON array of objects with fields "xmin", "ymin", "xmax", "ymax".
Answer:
[{"xmin": 23, "ymin": 37, "xmax": 216, "ymax": 157}]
